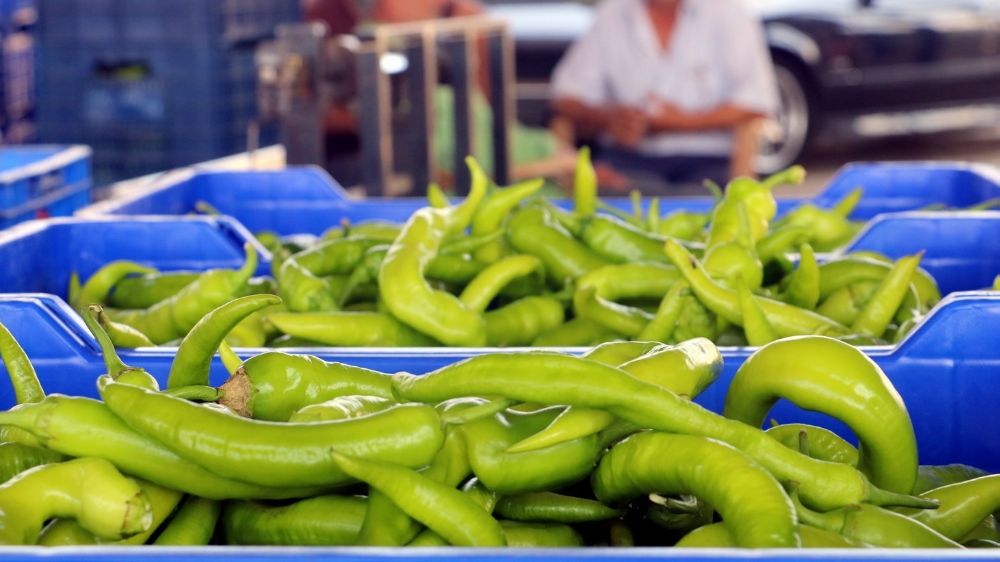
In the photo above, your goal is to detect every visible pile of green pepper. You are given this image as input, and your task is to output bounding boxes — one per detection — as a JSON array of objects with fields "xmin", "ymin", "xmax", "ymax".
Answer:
[
  {"xmin": 1, "ymin": 298, "xmax": 998, "ymax": 549},
  {"xmin": 71, "ymin": 155, "xmax": 959, "ymax": 350}
]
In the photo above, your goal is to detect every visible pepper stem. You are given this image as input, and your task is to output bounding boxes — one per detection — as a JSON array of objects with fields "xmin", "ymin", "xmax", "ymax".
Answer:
[
  {"xmin": 84, "ymin": 305, "xmax": 131, "ymax": 378},
  {"xmin": 866, "ymin": 485, "xmax": 940, "ymax": 509},
  {"xmin": 237, "ymin": 243, "xmax": 259, "ymax": 284}
]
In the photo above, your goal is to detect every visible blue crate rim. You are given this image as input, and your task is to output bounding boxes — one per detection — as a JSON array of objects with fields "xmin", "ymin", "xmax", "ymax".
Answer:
[
  {"xmin": 0, "ymin": 179, "xmax": 89, "ymax": 220},
  {"xmin": 0, "ymin": 144, "xmax": 90, "ymax": 184}
]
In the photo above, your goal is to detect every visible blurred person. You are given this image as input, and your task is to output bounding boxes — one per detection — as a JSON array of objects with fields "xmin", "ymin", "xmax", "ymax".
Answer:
[{"xmin": 551, "ymin": 0, "xmax": 779, "ymax": 192}]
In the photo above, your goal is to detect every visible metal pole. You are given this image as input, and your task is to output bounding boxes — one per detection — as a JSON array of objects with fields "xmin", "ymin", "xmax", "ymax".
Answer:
[{"xmin": 442, "ymin": 29, "xmax": 476, "ymax": 195}]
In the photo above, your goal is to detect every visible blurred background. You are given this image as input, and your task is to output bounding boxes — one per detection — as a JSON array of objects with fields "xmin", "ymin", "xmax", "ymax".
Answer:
[{"xmin": 3, "ymin": 0, "xmax": 1000, "ymax": 196}]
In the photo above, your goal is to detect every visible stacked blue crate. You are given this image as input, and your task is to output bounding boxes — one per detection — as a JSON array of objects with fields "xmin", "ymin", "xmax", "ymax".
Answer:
[
  {"xmin": 34, "ymin": 0, "xmax": 298, "ymax": 183},
  {"xmin": 0, "ymin": 144, "xmax": 91, "ymax": 229}
]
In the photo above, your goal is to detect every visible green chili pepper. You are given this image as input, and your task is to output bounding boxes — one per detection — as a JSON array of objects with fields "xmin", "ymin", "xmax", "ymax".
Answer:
[
  {"xmin": 581, "ymin": 341, "xmax": 661, "ymax": 367},
  {"xmin": 77, "ymin": 261, "xmax": 157, "ymax": 309},
  {"xmin": 448, "ymin": 157, "xmax": 490, "ymax": 237},
  {"xmin": 819, "ymin": 257, "xmax": 940, "ymax": 308},
  {"xmin": 265, "ymin": 311, "xmax": 438, "ymax": 347},
  {"xmin": 676, "ymin": 522, "xmax": 865, "ymax": 548},
  {"xmin": 92, "ymin": 305, "xmax": 155, "ymax": 348},
  {"xmin": 531, "ymin": 317, "xmax": 621, "ymax": 347},
  {"xmin": 993, "ymin": 275, "xmax": 1000, "ymax": 291},
  {"xmin": 756, "ymin": 225, "xmax": 809, "ymax": 265},
  {"xmin": 496, "ymin": 492, "xmax": 621, "ymax": 523},
  {"xmin": 724, "ymin": 336, "xmax": 918, "ymax": 494},
  {"xmin": 67, "ymin": 272, "xmax": 81, "ymax": 307},
  {"xmin": 472, "ymin": 178, "xmax": 545, "ymax": 263},
  {"xmin": 817, "ymin": 281, "xmax": 879, "ymax": 326},
  {"xmin": 355, "ymin": 427, "xmax": 470, "ymax": 546},
  {"xmin": 82, "ymin": 305, "xmax": 159, "ymax": 392},
  {"xmin": 505, "ymin": 407, "xmax": 615, "ymax": 454},
  {"xmin": 217, "ymin": 351, "xmax": 392, "ymax": 421},
  {"xmin": 792, "ymin": 490, "xmax": 959, "ymax": 548},
  {"xmin": 703, "ymin": 201, "xmax": 764, "ymax": 290},
  {"xmin": 574, "ymin": 147, "xmax": 597, "ymax": 217},
  {"xmin": 851, "ymin": 253, "xmax": 923, "ymax": 339},
  {"xmin": 288, "ymin": 395, "xmax": 397, "ymax": 423},
  {"xmin": 658, "ymin": 211, "xmax": 710, "ymax": 241},
  {"xmin": 593, "ymin": 432, "xmax": 799, "ymax": 547},
  {"xmin": 107, "ymin": 271, "xmax": 199, "ymax": 310},
  {"xmin": 915, "ymin": 464, "xmax": 991, "ymax": 495},
  {"xmin": 393, "ymin": 352, "xmax": 934, "ymax": 511},
  {"xmin": 108, "ymin": 244, "xmax": 259, "ymax": 344},
  {"xmin": 379, "ymin": 207, "xmax": 486, "ymax": 346},
  {"xmin": 223, "ymin": 495, "xmax": 367, "ymax": 546},
  {"xmin": 38, "ymin": 479, "xmax": 183, "ymax": 546},
  {"xmin": 736, "ymin": 279, "xmax": 778, "ymax": 346},
  {"xmin": 781, "ymin": 244, "xmax": 820, "ymax": 309},
  {"xmin": 459, "ymin": 255, "xmax": 543, "ymax": 313},
  {"xmin": 507, "ymin": 205, "xmax": 611, "ymax": 285},
  {"xmin": 326, "ymin": 219, "xmax": 403, "ymax": 242},
  {"xmin": 0, "ymin": 442, "xmax": 63, "ymax": 485},
  {"xmin": 332, "ymin": 452, "xmax": 506, "ymax": 547},
  {"xmin": 579, "ymin": 214, "xmax": 672, "ymax": 264},
  {"xmin": 428, "ymin": 182, "xmax": 450, "ymax": 209},
  {"xmin": 485, "ymin": 296, "xmax": 565, "ymax": 347},
  {"xmin": 0, "ymin": 458, "xmax": 152, "ymax": 545},
  {"xmin": 167, "ymin": 294, "xmax": 282, "ymax": 389},
  {"xmin": 766, "ymin": 423, "xmax": 860, "ymax": 466},
  {"xmin": 899, "ymin": 476, "xmax": 1000, "ymax": 541},
  {"xmin": 0, "ymin": 321, "xmax": 44, "ymax": 404},
  {"xmin": 573, "ymin": 263, "xmax": 681, "ymax": 337},
  {"xmin": 99, "ymin": 376, "xmax": 444, "ymax": 488},
  {"xmin": 153, "ymin": 496, "xmax": 221, "ymax": 546},
  {"xmin": 500, "ymin": 521, "xmax": 584, "ymax": 547},
  {"xmin": 462, "ymin": 406, "xmax": 603, "ymax": 495},
  {"xmin": 665, "ymin": 240, "xmax": 851, "ymax": 338},
  {"xmin": 0, "ymin": 396, "xmax": 319, "ymax": 499}
]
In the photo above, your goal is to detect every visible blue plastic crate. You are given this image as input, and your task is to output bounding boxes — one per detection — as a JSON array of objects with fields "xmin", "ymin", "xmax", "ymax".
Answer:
[
  {"xmin": 0, "ymin": 289, "xmax": 999, "ymax": 477},
  {"xmin": 0, "ymin": 212, "xmax": 997, "ymax": 333},
  {"xmin": 82, "ymin": 162, "xmax": 1000, "ymax": 236},
  {"xmin": 0, "ymin": 180, "xmax": 89, "ymax": 229},
  {"xmin": 0, "ymin": 144, "xmax": 90, "ymax": 210},
  {"xmin": 35, "ymin": 0, "xmax": 297, "ymax": 182},
  {"xmin": 0, "ymin": 215, "xmax": 269, "ymax": 294}
]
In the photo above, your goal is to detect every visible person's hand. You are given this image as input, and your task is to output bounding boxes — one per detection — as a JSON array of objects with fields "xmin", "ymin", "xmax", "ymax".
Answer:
[
  {"xmin": 648, "ymin": 100, "xmax": 695, "ymax": 131},
  {"xmin": 595, "ymin": 163, "xmax": 632, "ymax": 193},
  {"xmin": 607, "ymin": 106, "xmax": 648, "ymax": 148}
]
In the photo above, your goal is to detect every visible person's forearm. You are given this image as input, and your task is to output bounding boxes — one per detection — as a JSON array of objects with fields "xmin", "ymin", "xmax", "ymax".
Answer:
[
  {"xmin": 649, "ymin": 103, "xmax": 765, "ymax": 132},
  {"xmin": 552, "ymin": 98, "xmax": 610, "ymax": 139}
]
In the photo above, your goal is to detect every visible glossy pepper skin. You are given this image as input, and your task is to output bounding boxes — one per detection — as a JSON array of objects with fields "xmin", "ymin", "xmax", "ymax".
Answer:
[
  {"xmin": 167, "ymin": 294, "xmax": 282, "ymax": 389},
  {"xmin": 108, "ymin": 244, "xmax": 259, "ymax": 344},
  {"xmin": 333, "ymin": 452, "xmax": 507, "ymax": 547},
  {"xmin": 593, "ymin": 432, "xmax": 799, "ymax": 548},
  {"xmin": 665, "ymin": 240, "xmax": 852, "ymax": 339},
  {"xmin": 75, "ymin": 261, "xmax": 157, "ymax": 310},
  {"xmin": 392, "ymin": 352, "xmax": 932, "ymax": 511},
  {"xmin": 379, "ymin": 207, "xmax": 486, "ymax": 346},
  {"xmin": 224, "ymin": 495, "xmax": 367, "ymax": 546},
  {"xmin": 0, "ymin": 458, "xmax": 152, "ymax": 545},
  {"xmin": 485, "ymin": 296, "xmax": 565, "ymax": 347},
  {"xmin": 462, "ymin": 406, "xmax": 603, "ymax": 495},
  {"xmin": 792, "ymin": 492, "xmax": 960, "ymax": 548},
  {"xmin": 900, "ymin": 475, "xmax": 1000, "ymax": 541},
  {"xmin": 818, "ymin": 257, "xmax": 940, "ymax": 311},
  {"xmin": 507, "ymin": 205, "xmax": 611, "ymax": 285},
  {"xmin": 0, "ymin": 396, "xmax": 319, "ymax": 500},
  {"xmin": 99, "ymin": 376, "xmax": 444, "ymax": 488},
  {"xmin": 579, "ymin": 214, "xmax": 672, "ymax": 264},
  {"xmin": 94, "ymin": 306, "xmax": 154, "ymax": 348},
  {"xmin": 218, "ymin": 351, "xmax": 393, "ymax": 421},
  {"xmin": 0, "ymin": 442, "xmax": 63, "ymax": 485},
  {"xmin": 495, "ymin": 492, "xmax": 622, "ymax": 523},
  {"xmin": 472, "ymin": 178, "xmax": 544, "ymax": 263},
  {"xmin": 724, "ymin": 336, "xmax": 919, "ymax": 495},
  {"xmin": 676, "ymin": 522, "xmax": 864, "ymax": 548},
  {"xmin": 265, "ymin": 311, "xmax": 438, "ymax": 347},
  {"xmin": 0, "ymin": 321, "xmax": 45, "ymax": 404},
  {"xmin": 766, "ymin": 423, "xmax": 860, "ymax": 466},
  {"xmin": 107, "ymin": 271, "xmax": 199, "ymax": 310},
  {"xmin": 153, "ymin": 496, "xmax": 221, "ymax": 546}
]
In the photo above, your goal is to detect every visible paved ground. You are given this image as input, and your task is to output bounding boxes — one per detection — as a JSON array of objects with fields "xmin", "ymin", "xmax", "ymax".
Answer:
[{"xmin": 780, "ymin": 127, "xmax": 1000, "ymax": 198}]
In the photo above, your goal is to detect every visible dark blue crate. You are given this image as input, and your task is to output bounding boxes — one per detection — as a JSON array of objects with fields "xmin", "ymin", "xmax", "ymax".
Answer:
[
  {"xmin": 83, "ymin": 162, "xmax": 1000, "ymax": 237},
  {"xmin": 1, "ymin": 289, "xmax": 999, "ymax": 482},
  {"xmin": 35, "ymin": 0, "xmax": 298, "ymax": 181},
  {"xmin": 0, "ymin": 144, "xmax": 89, "ymax": 209}
]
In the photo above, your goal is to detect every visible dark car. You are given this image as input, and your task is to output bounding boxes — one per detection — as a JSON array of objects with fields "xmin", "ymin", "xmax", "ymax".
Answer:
[{"xmin": 485, "ymin": 0, "xmax": 1000, "ymax": 173}]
